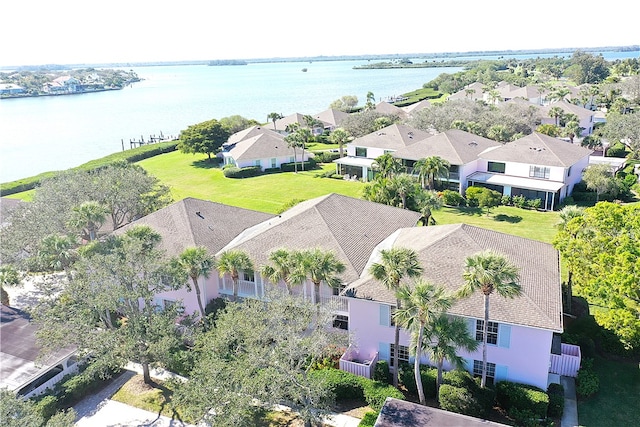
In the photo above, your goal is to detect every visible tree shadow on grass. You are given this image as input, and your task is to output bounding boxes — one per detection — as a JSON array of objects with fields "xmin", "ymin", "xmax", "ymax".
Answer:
[
  {"xmin": 454, "ymin": 206, "xmax": 483, "ymax": 216},
  {"xmin": 191, "ymin": 159, "xmax": 222, "ymax": 170},
  {"xmin": 493, "ymin": 214, "xmax": 523, "ymax": 223}
]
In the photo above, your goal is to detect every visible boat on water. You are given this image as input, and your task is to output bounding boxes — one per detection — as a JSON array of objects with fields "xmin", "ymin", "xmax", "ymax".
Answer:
[{"xmin": 301, "ymin": 68, "xmax": 308, "ymax": 72}]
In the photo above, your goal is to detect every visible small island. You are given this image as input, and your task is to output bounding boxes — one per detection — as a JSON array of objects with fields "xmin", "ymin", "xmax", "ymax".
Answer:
[
  {"xmin": 208, "ymin": 59, "xmax": 248, "ymax": 66},
  {"xmin": 0, "ymin": 68, "xmax": 141, "ymax": 99}
]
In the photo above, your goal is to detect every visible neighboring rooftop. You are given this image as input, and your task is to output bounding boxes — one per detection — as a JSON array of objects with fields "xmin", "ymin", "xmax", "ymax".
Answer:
[
  {"xmin": 350, "ymin": 124, "xmax": 430, "ymax": 151},
  {"xmin": 348, "ymin": 224, "xmax": 562, "ymax": 331}
]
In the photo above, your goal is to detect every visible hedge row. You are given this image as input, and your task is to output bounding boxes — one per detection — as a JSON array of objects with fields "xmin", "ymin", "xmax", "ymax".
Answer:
[
  {"xmin": 309, "ymin": 368, "xmax": 404, "ymax": 412},
  {"xmin": 438, "ymin": 370, "xmax": 495, "ymax": 418},
  {"xmin": 1, "ymin": 141, "xmax": 177, "ymax": 196},
  {"xmin": 398, "ymin": 362, "xmax": 438, "ymax": 398},
  {"xmin": 495, "ymin": 381, "xmax": 549, "ymax": 421}
]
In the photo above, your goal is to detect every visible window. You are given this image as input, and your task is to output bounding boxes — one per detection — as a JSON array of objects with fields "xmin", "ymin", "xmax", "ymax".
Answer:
[
  {"xmin": 488, "ymin": 162, "xmax": 505, "ymax": 174},
  {"xmin": 476, "ymin": 320, "xmax": 498, "ymax": 345},
  {"xmin": 332, "ymin": 283, "xmax": 346, "ymax": 296},
  {"xmin": 333, "ymin": 315, "xmax": 348, "ymax": 330},
  {"xmin": 473, "ymin": 360, "xmax": 496, "ymax": 379},
  {"xmin": 529, "ymin": 165, "xmax": 550, "ymax": 179},
  {"xmin": 567, "ymin": 166, "xmax": 572, "ymax": 177},
  {"xmin": 255, "ymin": 159, "xmax": 261, "ymax": 167},
  {"xmin": 289, "ymin": 156, "xmax": 295, "ymax": 163},
  {"xmin": 243, "ymin": 271, "xmax": 255, "ymax": 282},
  {"xmin": 355, "ymin": 147, "xmax": 367, "ymax": 157},
  {"xmin": 390, "ymin": 344, "xmax": 410, "ymax": 365},
  {"xmin": 271, "ymin": 158, "xmax": 277, "ymax": 168}
]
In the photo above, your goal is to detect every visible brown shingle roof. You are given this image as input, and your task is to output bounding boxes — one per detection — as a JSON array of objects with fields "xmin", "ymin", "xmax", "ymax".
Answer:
[
  {"xmin": 226, "ymin": 132, "xmax": 293, "ymax": 161},
  {"xmin": 115, "ymin": 198, "xmax": 274, "ymax": 257},
  {"xmin": 348, "ymin": 224, "xmax": 562, "ymax": 331},
  {"xmin": 479, "ymin": 132, "xmax": 592, "ymax": 167},
  {"xmin": 221, "ymin": 194, "xmax": 422, "ymax": 282},
  {"xmin": 392, "ymin": 129, "xmax": 500, "ymax": 165},
  {"xmin": 351, "ymin": 124, "xmax": 430, "ymax": 151}
]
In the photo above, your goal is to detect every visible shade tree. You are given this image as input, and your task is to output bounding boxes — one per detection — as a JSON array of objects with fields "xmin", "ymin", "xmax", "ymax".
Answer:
[{"xmin": 177, "ymin": 118, "xmax": 230, "ymax": 161}]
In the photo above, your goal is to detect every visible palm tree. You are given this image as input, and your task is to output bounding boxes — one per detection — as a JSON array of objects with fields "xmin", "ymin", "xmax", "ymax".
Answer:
[
  {"xmin": 175, "ymin": 246, "xmax": 214, "ymax": 318},
  {"xmin": 267, "ymin": 112, "xmax": 283, "ymax": 130},
  {"xmin": 414, "ymin": 156, "xmax": 449, "ymax": 190},
  {"xmin": 423, "ymin": 314, "xmax": 479, "ymax": 397},
  {"xmin": 419, "ymin": 191, "xmax": 443, "ymax": 226},
  {"xmin": 373, "ymin": 153, "xmax": 404, "ymax": 179},
  {"xmin": 67, "ymin": 200, "xmax": 108, "ymax": 241},
  {"xmin": 291, "ymin": 248, "xmax": 345, "ymax": 307},
  {"xmin": 457, "ymin": 250, "xmax": 521, "ymax": 388},
  {"xmin": 260, "ymin": 248, "xmax": 302, "ymax": 294},
  {"xmin": 216, "ymin": 249, "xmax": 254, "ymax": 302},
  {"xmin": 548, "ymin": 106, "xmax": 565, "ymax": 126},
  {"xmin": 394, "ymin": 281, "xmax": 453, "ymax": 405},
  {"xmin": 296, "ymin": 127, "xmax": 313, "ymax": 171},
  {"xmin": 388, "ymin": 174, "xmax": 416, "ymax": 209},
  {"xmin": 370, "ymin": 247, "xmax": 423, "ymax": 388},
  {"xmin": 329, "ymin": 128, "xmax": 350, "ymax": 159},
  {"xmin": 285, "ymin": 133, "xmax": 300, "ymax": 173},
  {"xmin": 37, "ymin": 234, "xmax": 77, "ymax": 279}
]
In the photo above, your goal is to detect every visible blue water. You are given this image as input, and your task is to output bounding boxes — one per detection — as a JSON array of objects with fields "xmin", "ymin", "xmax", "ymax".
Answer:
[
  {"xmin": 0, "ymin": 60, "xmax": 460, "ymax": 182},
  {"xmin": 1, "ymin": 49, "xmax": 638, "ymax": 182}
]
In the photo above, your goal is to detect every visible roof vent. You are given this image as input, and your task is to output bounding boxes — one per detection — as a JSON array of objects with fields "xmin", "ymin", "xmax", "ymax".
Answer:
[
  {"xmin": 196, "ymin": 212, "xmax": 204, "ymax": 219},
  {"xmin": 469, "ymin": 141, "xmax": 478, "ymax": 146}
]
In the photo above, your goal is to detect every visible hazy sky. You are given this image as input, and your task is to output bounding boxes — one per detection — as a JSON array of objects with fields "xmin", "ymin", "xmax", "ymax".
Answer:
[{"xmin": 2, "ymin": 0, "xmax": 638, "ymax": 66}]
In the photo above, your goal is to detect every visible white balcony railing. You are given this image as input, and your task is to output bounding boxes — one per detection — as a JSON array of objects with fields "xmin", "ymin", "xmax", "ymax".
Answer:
[
  {"xmin": 339, "ymin": 346, "xmax": 378, "ymax": 379},
  {"xmin": 549, "ymin": 343, "xmax": 581, "ymax": 377}
]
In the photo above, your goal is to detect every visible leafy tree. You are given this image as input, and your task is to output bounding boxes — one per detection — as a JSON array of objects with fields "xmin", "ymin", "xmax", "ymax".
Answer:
[
  {"xmin": 290, "ymin": 248, "xmax": 345, "ymax": 307},
  {"xmin": 173, "ymin": 290, "xmax": 347, "ymax": 427},
  {"xmin": 329, "ymin": 95, "xmax": 358, "ymax": 112},
  {"xmin": 0, "ymin": 389, "xmax": 76, "ymax": 427},
  {"xmin": 34, "ymin": 226, "xmax": 188, "ymax": 384},
  {"xmin": 582, "ymin": 163, "xmax": 617, "ymax": 201},
  {"xmin": 328, "ymin": 127, "xmax": 350, "ymax": 159},
  {"xmin": 370, "ymin": 247, "xmax": 423, "ymax": 388},
  {"xmin": 67, "ymin": 200, "xmax": 108, "ymax": 241},
  {"xmin": 219, "ymin": 115, "xmax": 259, "ymax": 134},
  {"xmin": 457, "ymin": 251, "xmax": 521, "ymax": 388},
  {"xmin": 423, "ymin": 315, "xmax": 479, "ymax": 397},
  {"xmin": 0, "ymin": 265, "xmax": 21, "ymax": 306},
  {"xmin": 477, "ymin": 187, "xmax": 502, "ymax": 216},
  {"xmin": 553, "ymin": 202, "xmax": 640, "ymax": 349},
  {"xmin": 602, "ymin": 111, "xmax": 640, "ymax": 159},
  {"xmin": 568, "ymin": 51, "xmax": 610, "ymax": 84},
  {"xmin": 35, "ymin": 234, "xmax": 77, "ymax": 279},
  {"xmin": 341, "ymin": 109, "xmax": 389, "ymax": 137},
  {"xmin": 394, "ymin": 281, "xmax": 453, "ymax": 404},
  {"xmin": 554, "ymin": 205, "xmax": 586, "ymax": 312},
  {"xmin": 177, "ymin": 118, "xmax": 230, "ymax": 161},
  {"xmin": 174, "ymin": 246, "xmax": 215, "ymax": 318},
  {"xmin": 414, "ymin": 156, "xmax": 450, "ymax": 190},
  {"xmin": 260, "ymin": 248, "xmax": 303, "ymax": 295},
  {"xmin": 267, "ymin": 112, "xmax": 283, "ymax": 130},
  {"xmin": 215, "ymin": 249, "xmax": 254, "ymax": 302},
  {"xmin": 536, "ymin": 124, "xmax": 560, "ymax": 137}
]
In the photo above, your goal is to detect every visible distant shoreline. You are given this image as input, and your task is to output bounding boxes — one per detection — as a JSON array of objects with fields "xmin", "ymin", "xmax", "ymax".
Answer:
[{"xmin": 2, "ymin": 45, "xmax": 638, "ymax": 71}]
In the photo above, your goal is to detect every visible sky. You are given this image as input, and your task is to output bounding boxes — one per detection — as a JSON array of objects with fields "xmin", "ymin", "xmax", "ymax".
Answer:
[{"xmin": 2, "ymin": 0, "xmax": 638, "ymax": 67}]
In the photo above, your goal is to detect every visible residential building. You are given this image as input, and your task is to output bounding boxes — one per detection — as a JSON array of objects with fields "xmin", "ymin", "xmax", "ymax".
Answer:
[
  {"xmin": 540, "ymin": 100, "xmax": 596, "ymax": 136},
  {"xmin": 0, "ymin": 83, "xmax": 25, "ymax": 95},
  {"xmin": 313, "ymin": 108, "xmax": 350, "ymax": 131}
]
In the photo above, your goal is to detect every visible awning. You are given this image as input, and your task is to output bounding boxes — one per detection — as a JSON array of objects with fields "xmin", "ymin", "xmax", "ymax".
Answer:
[
  {"xmin": 333, "ymin": 156, "xmax": 376, "ymax": 168},
  {"xmin": 466, "ymin": 172, "xmax": 565, "ymax": 192}
]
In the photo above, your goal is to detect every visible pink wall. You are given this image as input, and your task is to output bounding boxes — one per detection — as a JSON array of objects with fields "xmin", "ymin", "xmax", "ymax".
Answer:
[{"xmin": 153, "ymin": 274, "xmax": 220, "ymax": 318}]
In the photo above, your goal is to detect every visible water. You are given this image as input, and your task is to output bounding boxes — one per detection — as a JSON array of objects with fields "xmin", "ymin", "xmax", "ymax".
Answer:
[{"xmin": 1, "ymin": 49, "xmax": 638, "ymax": 182}]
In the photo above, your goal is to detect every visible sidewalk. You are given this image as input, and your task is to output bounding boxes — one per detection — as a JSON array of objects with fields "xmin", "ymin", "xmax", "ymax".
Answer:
[{"xmin": 560, "ymin": 376, "xmax": 579, "ymax": 427}]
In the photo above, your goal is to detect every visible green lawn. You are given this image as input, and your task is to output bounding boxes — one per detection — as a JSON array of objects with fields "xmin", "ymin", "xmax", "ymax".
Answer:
[
  {"xmin": 578, "ymin": 356, "xmax": 640, "ymax": 426},
  {"xmin": 136, "ymin": 151, "xmax": 363, "ymax": 214}
]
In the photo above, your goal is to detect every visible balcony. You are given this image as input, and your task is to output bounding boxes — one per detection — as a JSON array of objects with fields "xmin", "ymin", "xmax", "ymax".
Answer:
[
  {"xmin": 339, "ymin": 346, "xmax": 378, "ymax": 379},
  {"xmin": 549, "ymin": 343, "xmax": 581, "ymax": 377}
]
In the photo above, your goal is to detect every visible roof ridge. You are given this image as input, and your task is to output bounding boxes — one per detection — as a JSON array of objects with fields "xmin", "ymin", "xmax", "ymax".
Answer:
[{"xmin": 180, "ymin": 198, "xmax": 205, "ymax": 249}]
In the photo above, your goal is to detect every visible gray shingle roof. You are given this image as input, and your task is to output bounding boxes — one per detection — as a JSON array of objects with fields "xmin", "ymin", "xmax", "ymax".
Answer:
[
  {"xmin": 115, "ymin": 198, "xmax": 274, "ymax": 257},
  {"xmin": 392, "ymin": 129, "xmax": 501, "ymax": 165},
  {"xmin": 348, "ymin": 224, "xmax": 562, "ymax": 331},
  {"xmin": 350, "ymin": 124, "xmax": 430, "ymax": 151},
  {"xmin": 221, "ymin": 194, "xmax": 422, "ymax": 283},
  {"xmin": 224, "ymin": 125, "xmax": 280, "ymax": 147},
  {"xmin": 479, "ymin": 132, "xmax": 593, "ymax": 167},
  {"xmin": 314, "ymin": 108, "xmax": 350, "ymax": 127},
  {"xmin": 226, "ymin": 132, "xmax": 293, "ymax": 162}
]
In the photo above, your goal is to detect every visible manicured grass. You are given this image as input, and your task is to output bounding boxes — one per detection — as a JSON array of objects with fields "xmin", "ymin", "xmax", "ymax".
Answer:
[
  {"xmin": 433, "ymin": 205, "xmax": 560, "ymax": 244},
  {"xmin": 577, "ymin": 356, "xmax": 640, "ymax": 427},
  {"xmin": 136, "ymin": 151, "xmax": 363, "ymax": 214}
]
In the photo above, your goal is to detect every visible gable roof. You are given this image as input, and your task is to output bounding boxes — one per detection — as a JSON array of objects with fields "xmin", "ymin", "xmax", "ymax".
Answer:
[
  {"xmin": 374, "ymin": 102, "xmax": 408, "ymax": 119},
  {"xmin": 224, "ymin": 125, "xmax": 281, "ymax": 147},
  {"xmin": 220, "ymin": 194, "xmax": 422, "ymax": 283},
  {"xmin": 115, "ymin": 198, "xmax": 274, "ymax": 257},
  {"xmin": 541, "ymin": 100, "xmax": 595, "ymax": 121},
  {"xmin": 224, "ymin": 132, "xmax": 293, "ymax": 161},
  {"xmin": 347, "ymin": 224, "xmax": 562, "ymax": 331},
  {"xmin": 448, "ymin": 82, "xmax": 485, "ymax": 100},
  {"xmin": 479, "ymin": 132, "xmax": 593, "ymax": 167},
  {"xmin": 273, "ymin": 113, "xmax": 307, "ymax": 132},
  {"xmin": 402, "ymin": 99, "xmax": 431, "ymax": 114},
  {"xmin": 350, "ymin": 124, "xmax": 430, "ymax": 151},
  {"xmin": 314, "ymin": 108, "xmax": 350, "ymax": 128},
  {"xmin": 392, "ymin": 129, "xmax": 501, "ymax": 165}
]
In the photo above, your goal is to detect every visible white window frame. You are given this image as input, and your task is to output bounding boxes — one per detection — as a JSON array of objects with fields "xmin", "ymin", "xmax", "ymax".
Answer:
[{"xmin": 476, "ymin": 320, "xmax": 499, "ymax": 345}]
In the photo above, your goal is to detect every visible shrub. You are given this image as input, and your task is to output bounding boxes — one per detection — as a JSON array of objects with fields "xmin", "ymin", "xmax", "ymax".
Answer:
[
  {"xmin": 576, "ymin": 366, "xmax": 599, "ymax": 398},
  {"xmin": 512, "ymin": 194, "xmax": 527, "ymax": 208},
  {"xmin": 442, "ymin": 189, "xmax": 464, "ymax": 206},
  {"xmin": 465, "ymin": 186, "xmax": 484, "ymax": 207},
  {"xmin": 547, "ymin": 383, "xmax": 565, "ymax": 418},
  {"xmin": 361, "ymin": 379, "xmax": 404, "ymax": 412},
  {"xmin": 508, "ymin": 407, "xmax": 542, "ymax": 427},
  {"xmin": 439, "ymin": 370, "xmax": 494, "ymax": 417},
  {"xmin": 222, "ymin": 166, "xmax": 261, "ymax": 178},
  {"xmin": 526, "ymin": 198, "xmax": 542, "ymax": 210},
  {"xmin": 501, "ymin": 195, "xmax": 512, "ymax": 206},
  {"xmin": 398, "ymin": 363, "xmax": 437, "ymax": 398},
  {"xmin": 309, "ymin": 368, "xmax": 363, "ymax": 401},
  {"xmin": 280, "ymin": 159, "xmax": 317, "ymax": 172},
  {"xmin": 34, "ymin": 395, "xmax": 58, "ymax": 420},
  {"xmin": 373, "ymin": 360, "xmax": 390, "ymax": 384},
  {"xmin": 312, "ymin": 151, "xmax": 340, "ymax": 163},
  {"xmin": 439, "ymin": 384, "xmax": 483, "ymax": 418},
  {"xmin": 358, "ymin": 411, "xmax": 379, "ymax": 427},
  {"xmin": 561, "ymin": 196, "xmax": 575, "ymax": 206},
  {"xmin": 495, "ymin": 381, "xmax": 548, "ymax": 419},
  {"xmin": 442, "ymin": 369, "xmax": 476, "ymax": 389}
]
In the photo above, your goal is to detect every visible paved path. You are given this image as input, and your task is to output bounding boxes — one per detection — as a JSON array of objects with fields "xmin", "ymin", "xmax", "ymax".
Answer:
[{"xmin": 560, "ymin": 376, "xmax": 579, "ymax": 427}]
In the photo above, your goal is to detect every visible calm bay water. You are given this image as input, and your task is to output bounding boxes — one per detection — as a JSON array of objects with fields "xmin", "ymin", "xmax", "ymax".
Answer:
[
  {"xmin": 1, "ymin": 49, "xmax": 637, "ymax": 182},
  {"xmin": 0, "ymin": 60, "xmax": 461, "ymax": 182}
]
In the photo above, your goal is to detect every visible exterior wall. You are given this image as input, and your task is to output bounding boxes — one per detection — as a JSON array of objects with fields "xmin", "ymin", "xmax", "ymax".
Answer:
[
  {"xmin": 567, "ymin": 155, "xmax": 590, "ymax": 193},
  {"xmin": 501, "ymin": 161, "xmax": 565, "ymax": 182},
  {"xmin": 235, "ymin": 153, "xmax": 309, "ymax": 171},
  {"xmin": 348, "ymin": 298, "xmax": 555, "ymax": 389},
  {"xmin": 153, "ymin": 274, "xmax": 219, "ymax": 317},
  {"xmin": 346, "ymin": 144, "xmax": 388, "ymax": 160},
  {"xmin": 459, "ymin": 161, "xmax": 480, "ymax": 193}
]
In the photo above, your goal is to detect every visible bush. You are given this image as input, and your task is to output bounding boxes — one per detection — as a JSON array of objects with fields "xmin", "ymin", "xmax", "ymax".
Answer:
[
  {"xmin": 312, "ymin": 151, "xmax": 340, "ymax": 163},
  {"xmin": 465, "ymin": 186, "xmax": 484, "ymax": 207},
  {"xmin": 309, "ymin": 368, "xmax": 363, "ymax": 401},
  {"xmin": 398, "ymin": 363, "xmax": 437, "ymax": 398},
  {"xmin": 576, "ymin": 366, "xmax": 600, "ymax": 398},
  {"xmin": 34, "ymin": 395, "xmax": 58, "ymax": 420},
  {"xmin": 547, "ymin": 383, "xmax": 565, "ymax": 418},
  {"xmin": 442, "ymin": 369, "xmax": 476, "ymax": 389},
  {"xmin": 439, "ymin": 384, "xmax": 483, "ymax": 418},
  {"xmin": 442, "ymin": 189, "xmax": 464, "ymax": 206},
  {"xmin": 561, "ymin": 196, "xmax": 575, "ymax": 206},
  {"xmin": 572, "ymin": 191, "xmax": 598, "ymax": 202},
  {"xmin": 358, "ymin": 411, "xmax": 379, "ymax": 427},
  {"xmin": 501, "ymin": 195, "xmax": 512, "ymax": 206},
  {"xmin": 439, "ymin": 370, "xmax": 494, "ymax": 416},
  {"xmin": 512, "ymin": 194, "xmax": 527, "ymax": 208},
  {"xmin": 280, "ymin": 159, "xmax": 317, "ymax": 172},
  {"xmin": 222, "ymin": 166, "xmax": 262, "ymax": 178},
  {"xmin": 495, "ymin": 381, "xmax": 548, "ymax": 419},
  {"xmin": 526, "ymin": 198, "xmax": 542, "ymax": 210},
  {"xmin": 361, "ymin": 379, "xmax": 404, "ymax": 412},
  {"xmin": 508, "ymin": 407, "xmax": 542, "ymax": 427},
  {"xmin": 373, "ymin": 360, "xmax": 390, "ymax": 384}
]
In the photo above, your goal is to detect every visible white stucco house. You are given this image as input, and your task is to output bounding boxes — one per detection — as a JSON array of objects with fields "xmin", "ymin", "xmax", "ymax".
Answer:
[{"xmin": 540, "ymin": 100, "xmax": 596, "ymax": 136}]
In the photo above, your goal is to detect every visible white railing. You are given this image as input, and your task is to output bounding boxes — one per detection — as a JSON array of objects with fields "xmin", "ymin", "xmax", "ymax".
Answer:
[
  {"xmin": 22, "ymin": 364, "xmax": 79, "ymax": 399},
  {"xmin": 549, "ymin": 343, "xmax": 581, "ymax": 377},
  {"xmin": 339, "ymin": 347, "xmax": 378, "ymax": 379},
  {"xmin": 319, "ymin": 295, "xmax": 348, "ymax": 313}
]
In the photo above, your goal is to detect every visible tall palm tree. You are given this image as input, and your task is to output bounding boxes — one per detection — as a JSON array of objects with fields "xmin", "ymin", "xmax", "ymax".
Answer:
[
  {"xmin": 175, "ymin": 246, "xmax": 214, "ymax": 318},
  {"xmin": 457, "ymin": 250, "xmax": 521, "ymax": 388},
  {"xmin": 388, "ymin": 174, "xmax": 416, "ymax": 209},
  {"xmin": 296, "ymin": 127, "xmax": 313, "ymax": 171},
  {"xmin": 414, "ymin": 156, "xmax": 450, "ymax": 190},
  {"xmin": 329, "ymin": 128, "xmax": 350, "ymax": 159},
  {"xmin": 37, "ymin": 234, "xmax": 77, "ymax": 279},
  {"xmin": 267, "ymin": 112, "xmax": 283, "ymax": 130},
  {"xmin": 67, "ymin": 200, "xmax": 109, "ymax": 241},
  {"xmin": 394, "ymin": 281, "xmax": 453, "ymax": 405},
  {"xmin": 548, "ymin": 106, "xmax": 565, "ymax": 126},
  {"xmin": 216, "ymin": 249, "xmax": 254, "ymax": 302},
  {"xmin": 419, "ymin": 190, "xmax": 443, "ymax": 226},
  {"xmin": 260, "ymin": 248, "xmax": 302, "ymax": 295},
  {"xmin": 291, "ymin": 248, "xmax": 345, "ymax": 306},
  {"xmin": 284, "ymin": 132, "xmax": 300, "ymax": 173},
  {"xmin": 373, "ymin": 153, "xmax": 404, "ymax": 179},
  {"xmin": 423, "ymin": 314, "xmax": 479, "ymax": 397},
  {"xmin": 369, "ymin": 247, "xmax": 423, "ymax": 388}
]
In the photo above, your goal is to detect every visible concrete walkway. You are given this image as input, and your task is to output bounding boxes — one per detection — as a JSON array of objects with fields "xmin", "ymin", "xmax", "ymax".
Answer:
[{"xmin": 560, "ymin": 376, "xmax": 579, "ymax": 427}]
